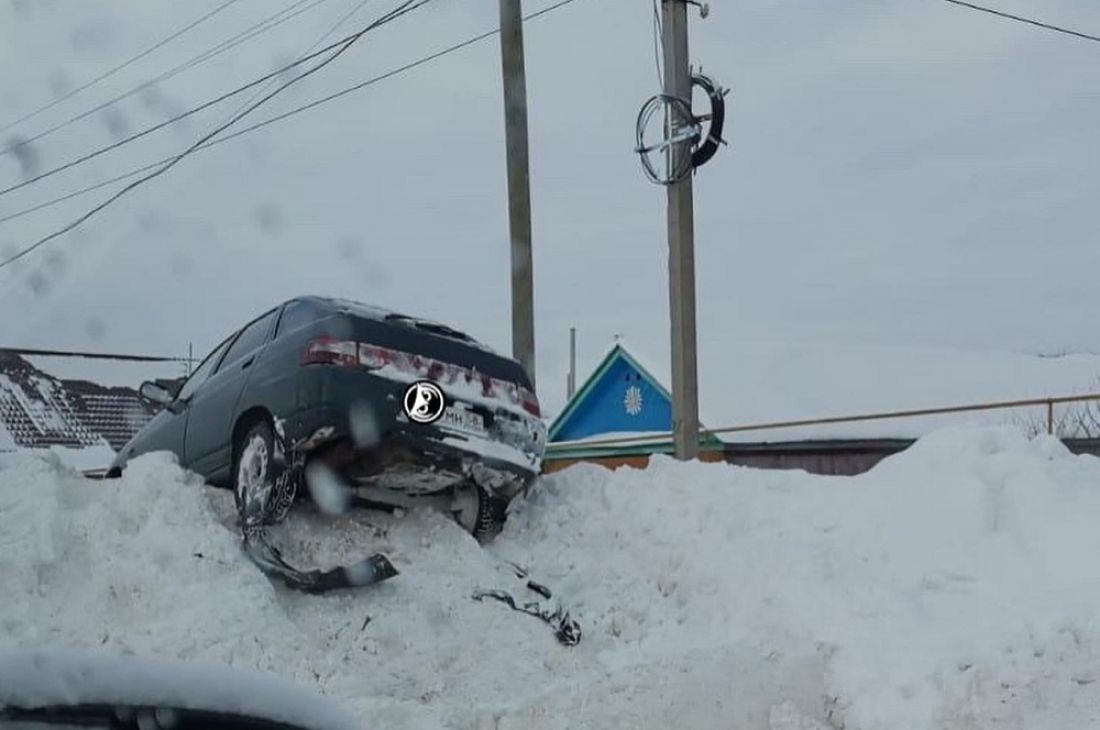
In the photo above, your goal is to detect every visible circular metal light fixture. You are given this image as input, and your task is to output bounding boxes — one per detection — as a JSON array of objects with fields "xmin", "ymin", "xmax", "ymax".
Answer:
[
  {"xmin": 634, "ymin": 93, "xmax": 700, "ymax": 186},
  {"xmin": 634, "ymin": 73, "xmax": 729, "ymax": 186}
]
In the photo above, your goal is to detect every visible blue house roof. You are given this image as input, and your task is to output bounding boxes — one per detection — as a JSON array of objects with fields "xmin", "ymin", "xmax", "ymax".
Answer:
[{"xmin": 548, "ymin": 344, "xmax": 674, "ymax": 443}]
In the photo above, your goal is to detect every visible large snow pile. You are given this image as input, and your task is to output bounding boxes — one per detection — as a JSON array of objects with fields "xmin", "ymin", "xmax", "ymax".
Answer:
[{"xmin": 4, "ymin": 428, "xmax": 1100, "ymax": 728}]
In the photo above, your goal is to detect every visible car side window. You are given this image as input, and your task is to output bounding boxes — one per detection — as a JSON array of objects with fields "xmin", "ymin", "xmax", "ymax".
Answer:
[
  {"xmin": 177, "ymin": 337, "xmax": 233, "ymax": 401},
  {"xmin": 275, "ymin": 299, "xmax": 318, "ymax": 337},
  {"xmin": 219, "ymin": 309, "xmax": 277, "ymax": 371}
]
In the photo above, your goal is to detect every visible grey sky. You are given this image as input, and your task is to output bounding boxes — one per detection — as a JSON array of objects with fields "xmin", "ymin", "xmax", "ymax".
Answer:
[{"xmin": 1, "ymin": 0, "xmax": 1098, "ymax": 414}]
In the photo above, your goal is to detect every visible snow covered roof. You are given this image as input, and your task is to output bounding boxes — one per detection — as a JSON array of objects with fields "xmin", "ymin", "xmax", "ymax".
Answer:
[
  {"xmin": 0, "ymin": 350, "xmax": 177, "ymax": 455},
  {"xmin": 23, "ymin": 353, "xmax": 185, "ymax": 389},
  {"xmin": 550, "ymin": 339, "xmax": 1100, "ymax": 443}
]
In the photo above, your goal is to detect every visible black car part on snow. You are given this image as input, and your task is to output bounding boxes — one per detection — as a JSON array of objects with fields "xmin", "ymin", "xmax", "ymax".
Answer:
[
  {"xmin": 472, "ymin": 562, "xmax": 582, "ymax": 646},
  {"xmin": 237, "ymin": 428, "xmax": 398, "ymax": 594}
]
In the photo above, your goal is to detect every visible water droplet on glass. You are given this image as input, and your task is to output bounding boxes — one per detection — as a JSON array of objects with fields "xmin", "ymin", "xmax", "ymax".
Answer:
[
  {"xmin": 349, "ymin": 400, "xmax": 380, "ymax": 449},
  {"xmin": 304, "ymin": 460, "xmax": 350, "ymax": 516}
]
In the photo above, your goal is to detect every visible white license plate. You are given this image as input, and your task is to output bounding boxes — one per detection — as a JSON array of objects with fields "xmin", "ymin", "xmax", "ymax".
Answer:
[{"xmin": 440, "ymin": 407, "xmax": 486, "ymax": 434}]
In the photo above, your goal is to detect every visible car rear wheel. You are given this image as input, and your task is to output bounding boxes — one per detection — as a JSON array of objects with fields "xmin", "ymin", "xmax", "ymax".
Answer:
[
  {"xmin": 453, "ymin": 483, "xmax": 508, "ymax": 544},
  {"xmin": 235, "ymin": 421, "xmax": 275, "ymax": 525}
]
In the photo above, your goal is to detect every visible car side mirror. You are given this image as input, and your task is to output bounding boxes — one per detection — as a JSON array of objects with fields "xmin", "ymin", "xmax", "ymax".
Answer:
[{"xmin": 139, "ymin": 381, "xmax": 174, "ymax": 406}]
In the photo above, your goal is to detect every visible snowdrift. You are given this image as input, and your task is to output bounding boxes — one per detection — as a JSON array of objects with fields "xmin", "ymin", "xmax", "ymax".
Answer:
[{"xmin": 4, "ymin": 427, "xmax": 1100, "ymax": 729}]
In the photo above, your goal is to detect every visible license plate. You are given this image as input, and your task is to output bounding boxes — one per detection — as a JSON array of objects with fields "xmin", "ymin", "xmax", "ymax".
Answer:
[{"xmin": 440, "ymin": 407, "xmax": 485, "ymax": 434}]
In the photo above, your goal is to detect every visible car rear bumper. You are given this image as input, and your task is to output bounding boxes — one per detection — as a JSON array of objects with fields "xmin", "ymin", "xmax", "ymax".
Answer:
[
  {"xmin": 346, "ymin": 426, "xmax": 541, "ymax": 498},
  {"xmin": 287, "ymin": 376, "xmax": 546, "ymax": 499}
]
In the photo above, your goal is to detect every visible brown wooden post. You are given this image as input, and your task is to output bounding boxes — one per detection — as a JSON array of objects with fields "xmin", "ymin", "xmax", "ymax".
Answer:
[{"xmin": 499, "ymin": 0, "xmax": 536, "ymax": 388}]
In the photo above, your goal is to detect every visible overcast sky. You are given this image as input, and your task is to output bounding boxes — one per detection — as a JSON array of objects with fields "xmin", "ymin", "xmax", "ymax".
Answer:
[{"xmin": 1, "ymin": 0, "xmax": 1098, "ymax": 414}]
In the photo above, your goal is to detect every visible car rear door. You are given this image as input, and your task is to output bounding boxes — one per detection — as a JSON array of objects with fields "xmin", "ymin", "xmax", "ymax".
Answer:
[{"xmin": 184, "ymin": 308, "xmax": 278, "ymax": 479}]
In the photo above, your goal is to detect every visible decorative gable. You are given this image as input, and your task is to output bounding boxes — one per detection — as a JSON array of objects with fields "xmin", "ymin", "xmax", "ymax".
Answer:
[{"xmin": 549, "ymin": 345, "xmax": 673, "ymax": 442}]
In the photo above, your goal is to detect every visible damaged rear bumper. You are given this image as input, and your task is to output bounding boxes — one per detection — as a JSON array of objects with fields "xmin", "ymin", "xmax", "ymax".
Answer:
[{"xmin": 287, "ymin": 401, "xmax": 545, "ymax": 500}]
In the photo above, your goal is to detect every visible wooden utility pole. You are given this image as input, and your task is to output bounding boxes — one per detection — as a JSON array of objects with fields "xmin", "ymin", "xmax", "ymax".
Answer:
[
  {"xmin": 567, "ymin": 326, "xmax": 577, "ymax": 398},
  {"xmin": 662, "ymin": 0, "xmax": 700, "ymax": 459},
  {"xmin": 499, "ymin": 0, "xmax": 536, "ymax": 387}
]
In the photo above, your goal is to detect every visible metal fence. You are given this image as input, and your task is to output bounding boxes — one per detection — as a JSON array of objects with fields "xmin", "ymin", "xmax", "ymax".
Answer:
[
  {"xmin": 0, "ymin": 346, "xmax": 195, "ymax": 365},
  {"xmin": 548, "ymin": 392, "xmax": 1100, "ymax": 450}
]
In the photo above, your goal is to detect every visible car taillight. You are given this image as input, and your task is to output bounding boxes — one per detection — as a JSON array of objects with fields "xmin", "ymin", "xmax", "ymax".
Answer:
[
  {"xmin": 303, "ymin": 337, "xmax": 542, "ymax": 416},
  {"xmin": 484, "ymin": 377, "xmax": 541, "ymax": 417},
  {"xmin": 302, "ymin": 337, "xmax": 358, "ymax": 366},
  {"xmin": 519, "ymin": 387, "xmax": 541, "ymax": 417},
  {"xmin": 357, "ymin": 343, "xmax": 394, "ymax": 370}
]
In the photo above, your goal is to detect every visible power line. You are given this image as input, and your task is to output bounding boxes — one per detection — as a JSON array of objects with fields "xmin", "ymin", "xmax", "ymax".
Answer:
[
  {"xmin": 225, "ymin": 0, "xmax": 373, "ymax": 122},
  {"xmin": 941, "ymin": 0, "xmax": 1100, "ymax": 44},
  {"xmin": 0, "ymin": 162, "xmax": 161, "ymax": 225},
  {"xmin": 177, "ymin": 0, "xmax": 580, "ymax": 152},
  {"xmin": 0, "ymin": 0, "xmax": 329, "ymax": 160},
  {"xmin": 184, "ymin": 0, "xmax": 376, "ymax": 223},
  {"xmin": 0, "ymin": 0, "xmax": 247, "ymax": 135},
  {"xmin": 0, "ymin": 0, "xmax": 435, "ymax": 272},
  {"xmin": 0, "ymin": 0, "xmax": 581, "ymax": 228},
  {"xmin": 0, "ymin": 13, "xmax": 382, "ymax": 200},
  {"xmin": 651, "ymin": 0, "xmax": 664, "ymax": 84},
  {"xmin": 0, "ymin": 1, "xmax": 428, "ymax": 271}
]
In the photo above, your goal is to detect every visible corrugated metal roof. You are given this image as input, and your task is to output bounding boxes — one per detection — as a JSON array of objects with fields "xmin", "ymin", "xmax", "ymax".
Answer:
[{"xmin": 0, "ymin": 350, "xmax": 162, "ymax": 452}]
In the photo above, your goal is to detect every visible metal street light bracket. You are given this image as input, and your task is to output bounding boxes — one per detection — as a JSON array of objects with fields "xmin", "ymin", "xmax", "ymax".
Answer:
[
  {"xmin": 634, "ymin": 93, "xmax": 699, "ymax": 185},
  {"xmin": 688, "ymin": 72, "xmax": 727, "ymax": 169},
  {"xmin": 686, "ymin": 0, "xmax": 709, "ymax": 19},
  {"xmin": 634, "ymin": 73, "xmax": 729, "ymax": 185}
]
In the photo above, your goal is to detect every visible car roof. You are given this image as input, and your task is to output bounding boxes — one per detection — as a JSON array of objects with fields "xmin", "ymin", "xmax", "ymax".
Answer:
[{"xmin": 288, "ymin": 295, "xmax": 393, "ymax": 320}]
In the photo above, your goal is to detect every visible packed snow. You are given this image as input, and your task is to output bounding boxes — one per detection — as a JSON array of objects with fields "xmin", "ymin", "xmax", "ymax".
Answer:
[
  {"xmin": 0, "ymin": 445, "xmax": 115, "ymax": 472},
  {"xmin": 3, "ymin": 428, "xmax": 1100, "ymax": 728},
  {"xmin": 27, "ymin": 443, "xmax": 116, "ymax": 472}
]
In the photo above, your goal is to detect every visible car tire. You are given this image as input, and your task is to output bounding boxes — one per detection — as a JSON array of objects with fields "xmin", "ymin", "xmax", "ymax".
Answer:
[
  {"xmin": 234, "ymin": 420, "xmax": 277, "ymax": 524},
  {"xmin": 469, "ymin": 486, "xmax": 508, "ymax": 544}
]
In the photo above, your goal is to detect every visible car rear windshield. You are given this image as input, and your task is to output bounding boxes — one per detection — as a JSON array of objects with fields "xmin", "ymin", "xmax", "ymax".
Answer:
[
  {"xmin": 327, "ymin": 299, "xmax": 482, "ymax": 346},
  {"xmin": 383, "ymin": 314, "xmax": 478, "ymax": 344}
]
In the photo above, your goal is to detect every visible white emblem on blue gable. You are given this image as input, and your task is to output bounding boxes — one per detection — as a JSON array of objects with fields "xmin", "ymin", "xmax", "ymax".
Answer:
[{"xmin": 624, "ymin": 385, "xmax": 643, "ymax": 416}]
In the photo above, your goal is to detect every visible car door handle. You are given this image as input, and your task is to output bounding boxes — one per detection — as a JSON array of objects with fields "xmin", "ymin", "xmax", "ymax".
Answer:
[{"xmin": 241, "ymin": 356, "xmax": 255, "ymax": 369}]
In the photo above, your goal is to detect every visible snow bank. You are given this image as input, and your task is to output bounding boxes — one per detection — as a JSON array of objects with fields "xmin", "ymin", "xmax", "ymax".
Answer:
[
  {"xmin": 0, "ymin": 445, "xmax": 116, "ymax": 473},
  {"xmin": 505, "ymin": 426, "xmax": 1100, "ymax": 729},
  {"xmin": 0, "ymin": 452, "xmax": 308, "ymax": 675},
  {"xmin": 3, "ymin": 428, "xmax": 1100, "ymax": 728}
]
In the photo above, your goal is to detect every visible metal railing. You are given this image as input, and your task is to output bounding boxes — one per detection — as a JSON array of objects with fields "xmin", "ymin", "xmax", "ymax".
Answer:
[{"xmin": 547, "ymin": 392, "xmax": 1100, "ymax": 450}]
